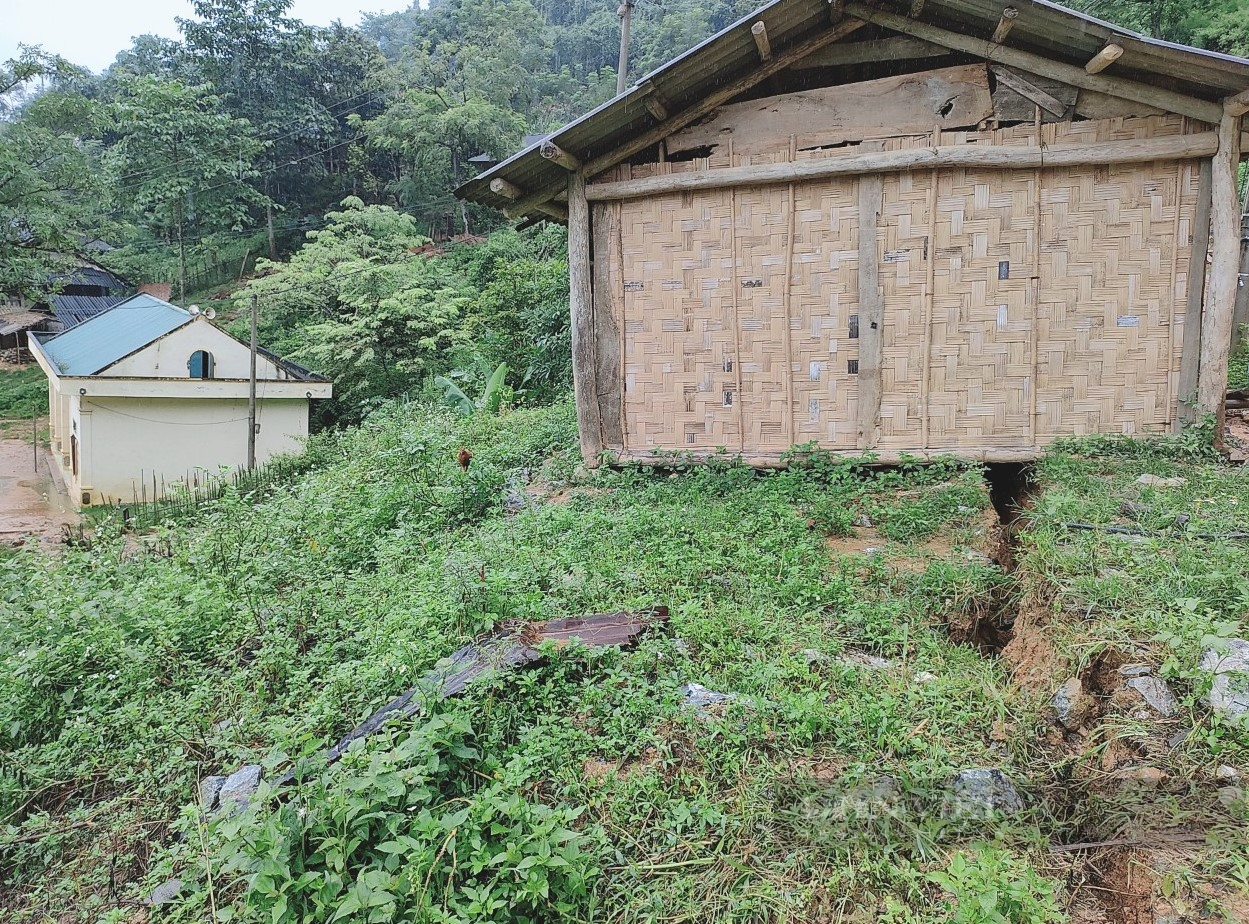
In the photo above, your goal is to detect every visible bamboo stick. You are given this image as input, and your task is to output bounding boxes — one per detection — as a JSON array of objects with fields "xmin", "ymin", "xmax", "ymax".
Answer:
[{"xmin": 584, "ymin": 133, "xmax": 1219, "ymax": 201}]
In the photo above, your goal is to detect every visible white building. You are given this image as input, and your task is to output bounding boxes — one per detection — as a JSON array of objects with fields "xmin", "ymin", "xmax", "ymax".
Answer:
[{"xmin": 29, "ymin": 294, "xmax": 332, "ymax": 507}]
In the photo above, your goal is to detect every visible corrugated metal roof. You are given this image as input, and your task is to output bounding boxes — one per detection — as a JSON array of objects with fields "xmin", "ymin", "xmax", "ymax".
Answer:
[
  {"xmin": 458, "ymin": 0, "xmax": 1249, "ymax": 221},
  {"xmin": 0, "ymin": 311, "xmax": 52, "ymax": 337},
  {"xmin": 33, "ymin": 294, "xmax": 193, "ymax": 376},
  {"xmin": 46, "ymin": 265, "xmax": 124, "ymax": 291},
  {"xmin": 51, "ymin": 294, "xmax": 128, "ymax": 329}
]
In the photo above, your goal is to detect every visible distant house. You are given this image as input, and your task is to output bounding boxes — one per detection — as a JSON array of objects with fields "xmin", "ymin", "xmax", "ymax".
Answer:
[
  {"xmin": 28, "ymin": 294, "xmax": 331, "ymax": 507},
  {"xmin": 2, "ymin": 258, "xmax": 131, "ymax": 360}
]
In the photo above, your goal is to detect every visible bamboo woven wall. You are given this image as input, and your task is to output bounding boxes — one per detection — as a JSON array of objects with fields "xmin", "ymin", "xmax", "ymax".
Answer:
[{"xmin": 599, "ymin": 113, "xmax": 1198, "ymax": 460}]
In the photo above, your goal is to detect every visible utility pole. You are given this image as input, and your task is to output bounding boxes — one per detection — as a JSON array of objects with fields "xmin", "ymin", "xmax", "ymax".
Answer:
[
  {"xmin": 617, "ymin": 0, "xmax": 635, "ymax": 96},
  {"xmin": 247, "ymin": 293, "xmax": 258, "ymax": 470}
]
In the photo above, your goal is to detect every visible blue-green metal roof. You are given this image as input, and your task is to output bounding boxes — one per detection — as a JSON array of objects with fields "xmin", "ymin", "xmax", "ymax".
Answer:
[{"xmin": 33, "ymin": 293, "xmax": 193, "ymax": 376}]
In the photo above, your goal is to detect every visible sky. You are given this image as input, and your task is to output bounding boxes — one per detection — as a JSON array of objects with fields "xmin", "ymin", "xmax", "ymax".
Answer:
[{"xmin": 1, "ymin": 0, "xmax": 416, "ymax": 73}]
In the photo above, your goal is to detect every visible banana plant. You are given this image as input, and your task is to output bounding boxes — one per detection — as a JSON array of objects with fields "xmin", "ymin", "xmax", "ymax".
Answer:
[{"xmin": 435, "ymin": 362, "xmax": 510, "ymax": 416}]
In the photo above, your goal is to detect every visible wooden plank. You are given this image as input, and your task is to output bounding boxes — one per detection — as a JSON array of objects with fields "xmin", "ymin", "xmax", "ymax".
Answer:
[
  {"xmin": 667, "ymin": 64, "xmax": 994, "ymax": 156},
  {"xmin": 503, "ymin": 16, "xmax": 871, "ymax": 219},
  {"xmin": 592, "ymin": 202, "xmax": 624, "ymax": 449},
  {"xmin": 1176, "ymin": 158, "xmax": 1212, "ymax": 429},
  {"xmin": 567, "ymin": 171, "xmax": 602, "ymax": 464},
  {"xmin": 842, "ymin": 3, "xmax": 1222, "ymax": 124},
  {"xmin": 991, "ymin": 66, "xmax": 1071, "ymax": 119},
  {"xmin": 1196, "ymin": 108, "xmax": 1242, "ymax": 422},
  {"xmin": 921, "ymin": 125, "xmax": 940, "ymax": 450},
  {"xmin": 790, "ymin": 35, "xmax": 947, "ymax": 69},
  {"xmin": 585, "ymin": 132, "xmax": 1219, "ymax": 201},
  {"xmin": 857, "ymin": 174, "xmax": 884, "ymax": 450},
  {"xmin": 1074, "ymin": 88, "xmax": 1163, "ymax": 120}
]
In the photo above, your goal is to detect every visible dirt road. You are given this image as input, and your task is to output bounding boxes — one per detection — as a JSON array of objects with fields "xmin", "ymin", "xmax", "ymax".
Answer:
[{"xmin": 0, "ymin": 436, "xmax": 78, "ymax": 546}]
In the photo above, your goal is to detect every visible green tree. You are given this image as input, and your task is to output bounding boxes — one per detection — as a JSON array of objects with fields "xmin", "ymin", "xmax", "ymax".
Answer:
[
  {"xmin": 103, "ymin": 77, "xmax": 268, "ymax": 300},
  {"xmin": 0, "ymin": 48, "xmax": 106, "ymax": 300}
]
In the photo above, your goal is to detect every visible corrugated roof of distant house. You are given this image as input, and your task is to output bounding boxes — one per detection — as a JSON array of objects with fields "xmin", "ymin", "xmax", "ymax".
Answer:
[
  {"xmin": 33, "ymin": 294, "xmax": 193, "ymax": 376},
  {"xmin": 46, "ymin": 265, "xmax": 125, "ymax": 291},
  {"xmin": 0, "ymin": 310, "xmax": 52, "ymax": 337},
  {"xmin": 52, "ymin": 294, "xmax": 128, "ymax": 329}
]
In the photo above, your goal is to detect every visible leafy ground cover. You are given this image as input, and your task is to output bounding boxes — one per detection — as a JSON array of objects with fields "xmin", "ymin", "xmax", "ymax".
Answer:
[
  {"xmin": 0, "ymin": 402, "xmax": 1246, "ymax": 923},
  {"xmin": 0, "ymin": 366, "xmax": 47, "ymax": 437}
]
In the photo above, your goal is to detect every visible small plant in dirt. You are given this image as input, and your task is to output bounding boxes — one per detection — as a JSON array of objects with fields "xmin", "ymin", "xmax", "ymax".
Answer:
[{"xmin": 927, "ymin": 846, "xmax": 1064, "ymax": 923}]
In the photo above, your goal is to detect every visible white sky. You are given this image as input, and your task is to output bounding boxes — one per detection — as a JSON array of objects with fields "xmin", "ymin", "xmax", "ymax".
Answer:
[{"xmin": 2, "ymin": 0, "xmax": 417, "ymax": 73}]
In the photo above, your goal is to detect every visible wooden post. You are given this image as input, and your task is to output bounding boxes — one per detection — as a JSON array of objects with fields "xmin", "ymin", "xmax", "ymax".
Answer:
[
  {"xmin": 857, "ymin": 174, "xmax": 884, "ymax": 450},
  {"xmin": 247, "ymin": 293, "xmax": 258, "ymax": 470},
  {"xmin": 616, "ymin": 0, "xmax": 634, "ymax": 96},
  {"xmin": 1176, "ymin": 159, "xmax": 1212, "ymax": 429},
  {"xmin": 991, "ymin": 7, "xmax": 1018, "ymax": 44},
  {"xmin": 920, "ymin": 126, "xmax": 940, "ymax": 450},
  {"xmin": 1196, "ymin": 105, "xmax": 1242, "ymax": 424},
  {"xmin": 751, "ymin": 22, "xmax": 772, "ymax": 61},
  {"xmin": 568, "ymin": 171, "xmax": 602, "ymax": 464},
  {"xmin": 591, "ymin": 201, "xmax": 624, "ymax": 449},
  {"xmin": 1229, "ymin": 181, "xmax": 1249, "ymax": 357}
]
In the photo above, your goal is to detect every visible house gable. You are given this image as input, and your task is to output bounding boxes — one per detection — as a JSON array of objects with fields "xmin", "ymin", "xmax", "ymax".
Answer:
[{"xmin": 101, "ymin": 318, "xmax": 291, "ymax": 380}]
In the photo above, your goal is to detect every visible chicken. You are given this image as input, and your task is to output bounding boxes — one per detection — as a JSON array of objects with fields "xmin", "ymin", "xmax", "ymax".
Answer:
[{"xmin": 457, "ymin": 447, "xmax": 473, "ymax": 472}]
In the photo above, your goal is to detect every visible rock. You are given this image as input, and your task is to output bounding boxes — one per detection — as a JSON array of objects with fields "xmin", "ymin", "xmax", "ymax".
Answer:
[
  {"xmin": 1119, "ymin": 500, "xmax": 1149, "ymax": 520},
  {"xmin": 802, "ymin": 648, "xmax": 827, "ymax": 667},
  {"xmin": 914, "ymin": 671, "xmax": 939, "ymax": 684},
  {"xmin": 1125, "ymin": 676, "xmax": 1179, "ymax": 717},
  {"xmin": 147, "ymin": 878, "xmax": 183, "ymax": 906},
  {"xmin": 838, "ymin": 651, "xmax": 893, "ymax": 671},
  {"xmin": 210, "ymin": 718, "xmax": 234, "ymax": 735},
  {"xmin": 1199, "ymin": 638, "xmax": 1249, "ymax": 722},
  {"xmin": 965, "ymin": 550, "xmax": 997, "ymax": 567},
  {"xmin": 1136, "ymin": 474, "xmax": 1187, "ymax": 488},
  {"xmin": 834, "ymin": 776, "xmax": 903, "ymax": 819},
  {"xmin": 1217, "ymin": 785, "xmax": 1245, "ymax": 808},
  {"xmin": 679, "ymin": 682, "xmax": 738, "ymax": 712},
  {"xmin": 942, "ymin": 768, "xmax": 1025, "ymax": 817},
  {"xmin": 1116, "ymin": 766, "xmax": 1166, "ymax": 788},
  {"xmin": 199, "ymin": 775, "xmax": 226, "ymax": 812},
  {"xmin": 855, "ymin": 514, "xmax": 873, "ymax": 528},
  {"xmin": 1166, "ymin": 729, "xmax": 1190, "ymax": 749},
  {"xmin": 1216, "ymin": 764, "xmax": 1240, "ymax": 782},
  {"xmin": 1052, "ymin": 677, "xmax": 1094, "ymax": 729},
  {"xmin": 1118, "ymin": 663, "xmax": 1154, "ymax": 679},
  {"xmin": 218, "ymin": 764, "xmax": 262, "ymax": 813}
]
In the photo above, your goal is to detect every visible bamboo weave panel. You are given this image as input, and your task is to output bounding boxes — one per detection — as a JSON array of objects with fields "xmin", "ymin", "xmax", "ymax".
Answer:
[{"xmin": 609, "ymin": 115, "xmax": 1195, "ymax": 457}]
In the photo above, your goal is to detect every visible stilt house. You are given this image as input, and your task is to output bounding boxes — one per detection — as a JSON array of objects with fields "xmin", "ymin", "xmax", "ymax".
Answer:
[{"xmin": 458, "ymin": 0, "xmax": 1249, "ymax": 464}]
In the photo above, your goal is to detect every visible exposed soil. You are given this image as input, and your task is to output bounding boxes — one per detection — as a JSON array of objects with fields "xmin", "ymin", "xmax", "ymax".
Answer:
[{"xmin": 0, "ymin": 436, "xmax": 78, "ymax": 546}]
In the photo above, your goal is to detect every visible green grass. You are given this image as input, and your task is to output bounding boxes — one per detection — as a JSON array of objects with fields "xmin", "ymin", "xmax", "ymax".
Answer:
[
  {"xmin": 0, "ymin": 367, "xmax": 46, "ymax": 421},
  {"xmin": 0, "ymin": 405, "xmax": 1245, "ymax": 923}
]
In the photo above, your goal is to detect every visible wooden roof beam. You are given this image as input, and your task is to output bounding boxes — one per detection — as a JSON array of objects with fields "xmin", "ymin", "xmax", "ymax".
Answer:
[
  {"xmin": 1226, "ymin": 86, "xmax": 1249, "ymax": 117},
  {"xmin": 505, "ymin": 14, "xmax": 870, "ymax": 219},
  {"xmin": 910, "ymin": 0, "xmax": 926, "ymax": 16},
  {"xmin": 829, "ymin": 0, "xmax": 846, "ymax": 22},
  {"xmin": 541, "ymin": 141, "xmax": 581, "ymax": 171},
  {"xmin": 489, "ymin": 177, "xmax": 524, "ymax": 200},
  {"xmin": 843, "ymin": 3, "xmax": 1222, "ymax": 123},
  {"xmin": 638, "ymin": 82, "xmax": 670, "ymax": 120},
  {"xmin": 991, "ymin": 7, "xmax": 1018, "ymax": 44},
  {"xmin": 752, "ymin": 22, "xmax": 772, "ymax": 61},
  {"xmin": 1085, "ymin": 42, "xmax": 1124, "ymax": 74}
]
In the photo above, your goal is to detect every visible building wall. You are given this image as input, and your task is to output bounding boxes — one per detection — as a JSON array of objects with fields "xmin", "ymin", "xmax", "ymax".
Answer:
[
  {"xmin": 104, "ymin": 318, "xmax": 289, "ymax": 379},
  {"xmin": 597, "ymin": 113, "xmax": 1197, "ymax": 460},
  {"xmin": 75, "ymin": 396, "xmax": 309, "ymax": 505}
]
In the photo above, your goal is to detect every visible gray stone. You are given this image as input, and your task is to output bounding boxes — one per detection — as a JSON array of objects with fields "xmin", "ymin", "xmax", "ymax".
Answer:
[
  {"xmin": 855, "ymin": 514, "xmax": 873, "ymax": 528},
  {"xmin": 914, "ymin": 671, "xmax": 939, "ymax": 684},
  {"xmin": 838, "ymin": 651, "xmax": 893, "ymax": 671},
  {"xmin": 802, "ymin": 648, "xmax": 827, "ymax": 667},
  {"xmin": 199, "ymin": 775, "xmax": 226, "ymax": 812},
  {"xmin": 1199, "ymin": 638, "xmax": 1249, "ymax": 722},
  {"xmin": 943, "ymin": 768, "xmax": 1025, "ymax": 817},
  {"xmin": 1216, "ymin": 764, "xmax": 1240, "ymax": 782},
  {"xmin": 1052, "ymin": 677, "xmax": 1092, "ymax": 729},
  {"xmin": 1166, "ymin": 728, "xmax": 1190, "ymax": 749},
  {"xmin": 1136, "ymin": 474, "xmax": 1186, "ymax": 488},
  {"xmin": 1125, "ymin": 675, "xmax": 1179, "ymax": 717},
  {"xmin": 1118, "ymin": 663, "xmax": 1154, "ymax": 679},
  {"xmin": 218, "ymin": 764, "xmax": 262, "ymax": 812},
  {"xmin": 147, "ymin": 878, "xmax": 183, "ymax": 906},
  {"xmin": 1217, "ymin": 785, "xmax": 1245, "ymax": 808},
  {"xmin": 680, "ymin": 682, "xmax": 737, "ymax": 711}
]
